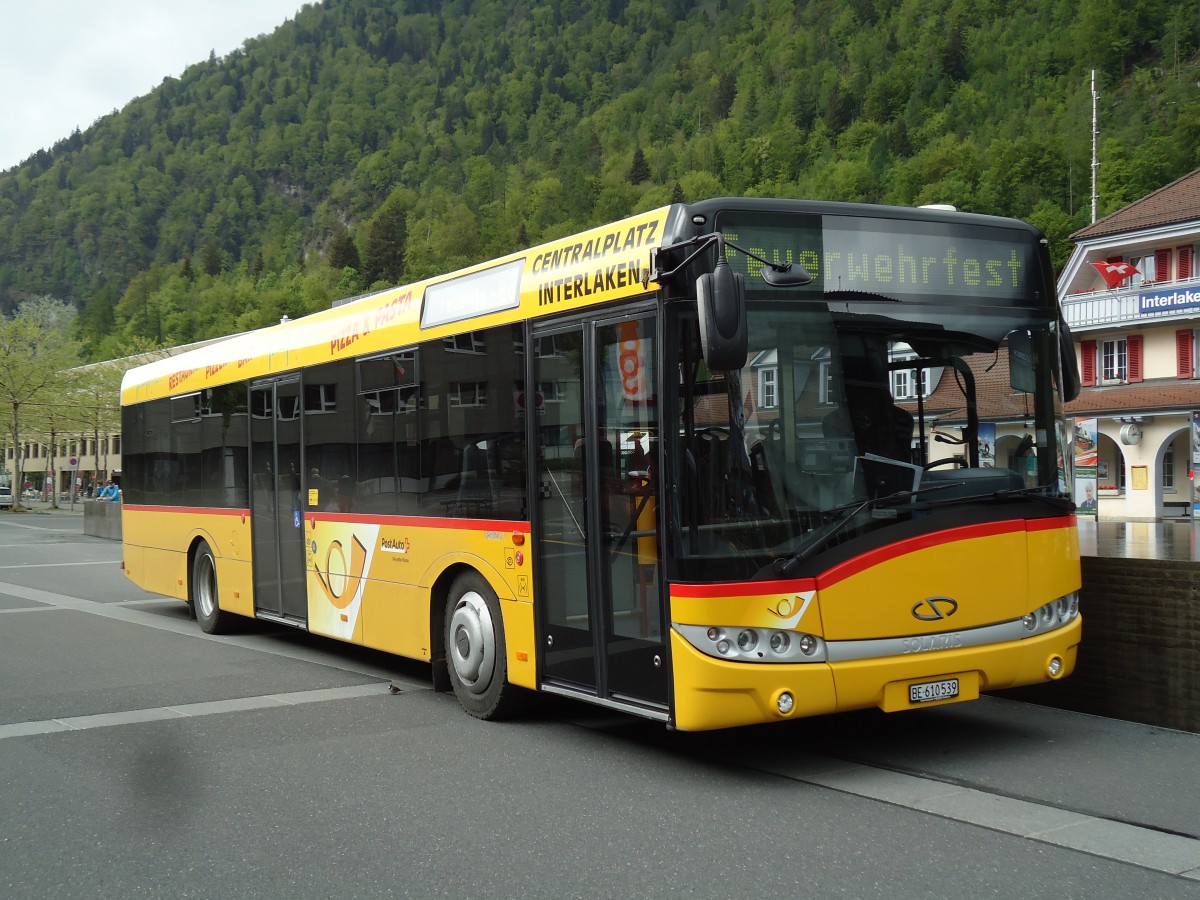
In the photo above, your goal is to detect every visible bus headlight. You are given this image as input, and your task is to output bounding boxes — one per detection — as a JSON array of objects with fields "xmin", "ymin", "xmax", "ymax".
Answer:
[
  {"xmin": 736, "ymin": 629, "xmax": 758, "ymax": 652},
  {"xmin": 1021, "ymin": 592, "xmax": 1080, "ymax": 637},
  {"xmin": 674, "ymin": 623, "xmax": 827, "ymax": 663}
]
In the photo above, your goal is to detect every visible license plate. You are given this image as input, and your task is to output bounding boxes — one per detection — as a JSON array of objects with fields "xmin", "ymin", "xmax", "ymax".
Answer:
[{"xmin": 909, "ymin": 678, "xmax": 959, "ymax": 704}]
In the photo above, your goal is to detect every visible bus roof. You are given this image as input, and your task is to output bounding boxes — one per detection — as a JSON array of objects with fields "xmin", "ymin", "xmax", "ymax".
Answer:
[
  {"xmin": 121, "ymin": 198, "xmax": 1048, "ymax": 405},
  {"xmin": 121, "ymin": 205, "xmax": 674, "ymax": 404}
]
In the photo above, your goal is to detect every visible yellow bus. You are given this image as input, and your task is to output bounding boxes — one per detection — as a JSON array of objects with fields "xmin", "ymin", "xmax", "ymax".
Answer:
[{"xmin": 120, "ymin": 198, "xmax": 1082, "ymax": 730}]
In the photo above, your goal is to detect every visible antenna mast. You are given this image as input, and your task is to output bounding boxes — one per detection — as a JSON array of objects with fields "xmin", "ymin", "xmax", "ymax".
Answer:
[{"xmin": 1090, "ymin": 70, "xmax": 1100, "ymax": 223}]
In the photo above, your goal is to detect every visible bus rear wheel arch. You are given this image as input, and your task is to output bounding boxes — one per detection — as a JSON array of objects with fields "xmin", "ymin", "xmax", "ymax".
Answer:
[
  {"xmin": 191, "ymin": 539, "xmax": 233, "ymax": 635},
  {"xmin": 443, "ymin": 570, "xmax": 526, "ymax": 720}
]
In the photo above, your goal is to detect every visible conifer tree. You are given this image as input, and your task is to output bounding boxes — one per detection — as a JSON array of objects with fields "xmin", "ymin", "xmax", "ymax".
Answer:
[
  {"xmin": 330, "ymin": 231, "xmax": 362, "ymax": 271},
  {"xmin": 629, "ymin": 147, "xmax": 650, "ymax": 184},
  {"xmin": 364, "ymin": 197, "xmax": 407, "ymax": 286}
]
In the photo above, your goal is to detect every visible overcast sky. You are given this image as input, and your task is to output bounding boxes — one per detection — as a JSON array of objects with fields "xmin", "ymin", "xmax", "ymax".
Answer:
[{"xmin": 0, "ymin": 1, "xmax": 308, "ymax": 171}]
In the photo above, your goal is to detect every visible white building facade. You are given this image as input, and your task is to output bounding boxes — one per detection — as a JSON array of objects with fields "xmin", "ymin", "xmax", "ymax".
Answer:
[{"xmin": 1059, "ymin": 168, "xmax": 1200, "ymax": 520}]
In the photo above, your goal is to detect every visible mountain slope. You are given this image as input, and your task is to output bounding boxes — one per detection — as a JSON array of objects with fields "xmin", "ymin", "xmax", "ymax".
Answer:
[{"xmin": 0, "ymin": 0, "xmax": 1197, "ymax": 357}]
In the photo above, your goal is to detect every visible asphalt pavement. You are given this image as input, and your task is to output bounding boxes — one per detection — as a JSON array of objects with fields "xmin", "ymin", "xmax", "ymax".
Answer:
[{"xmin": 0, "ymin": 510, "xmax": 1197, "ymax": 898}]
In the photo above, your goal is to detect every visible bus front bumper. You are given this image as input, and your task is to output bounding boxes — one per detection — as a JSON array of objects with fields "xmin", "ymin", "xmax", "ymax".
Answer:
[{"xmin": 668, "ymin": 617, "xmax": 1081, "ymax": 732}]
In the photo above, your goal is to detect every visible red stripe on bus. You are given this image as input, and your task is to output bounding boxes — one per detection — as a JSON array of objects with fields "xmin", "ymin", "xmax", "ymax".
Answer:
[
  {"xmin": 308, "ymin": 512, "xmax": 530, "ymax": 533},
  {"xmin": 669, "ymin": 517, "xmax": 1077, "ymax": 599},
  {"xmin": 817, "ymin": 517, "xmax": 1074, "ymax": 589},
  {"xmin": 124, "ymin": 505, "xmax": 249, "ymax": 516},
  {"xmin": 1026, "ymin": 514, "xmax": 1077, "ymax": 532},
  {"xmin": 670, "ymin": 578, "xmax": 818, "ymax": 598},
  {"xmin": 122, "ymin": 504, "xmax": 529, "ymax": 534}
]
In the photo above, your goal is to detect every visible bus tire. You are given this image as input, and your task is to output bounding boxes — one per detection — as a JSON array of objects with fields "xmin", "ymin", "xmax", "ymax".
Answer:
[
  {"xmin": 192, "ymin": 540, "xmax": 233, "ymax": 635},
  {"xmin": 444, "ymin": 571, "xmax": 524, "ymax": 720}
]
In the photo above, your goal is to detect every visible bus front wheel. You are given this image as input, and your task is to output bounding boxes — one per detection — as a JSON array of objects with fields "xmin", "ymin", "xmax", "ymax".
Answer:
[
  {"xmin": 192, "ymin": 540, "xmax": 233, "ymax": 635},
  {"xmin": 444, "ymin": 572, "xmax": 523, "ymax": 720}
]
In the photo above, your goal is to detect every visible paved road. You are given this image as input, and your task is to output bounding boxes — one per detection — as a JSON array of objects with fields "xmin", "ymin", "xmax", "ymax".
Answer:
[{"xmin": 1, "ymin": 509, "xmax": 1197, "ymax": 898}]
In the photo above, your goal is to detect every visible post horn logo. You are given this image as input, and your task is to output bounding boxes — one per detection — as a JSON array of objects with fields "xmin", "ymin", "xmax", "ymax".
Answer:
[
  {"xmin": 911, "ymin": 596, "xmax": 959, "ymax": 621},
  {"xmin": 767, "ymin": 593, "xmax": 814, "ymax": 629},
  {"xmin": 314, "ymin": 534, "xmax": 368, "ymax": 609}
]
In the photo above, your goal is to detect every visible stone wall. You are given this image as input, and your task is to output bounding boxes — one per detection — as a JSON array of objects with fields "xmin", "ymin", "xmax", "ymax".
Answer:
[
  {"xmin": 1006, "ymin": 556, "xmax": 1200, "ymax": 733},
  {"xmin": 83, "ymin": 501, "xmax": 122, "ymax": 541}
]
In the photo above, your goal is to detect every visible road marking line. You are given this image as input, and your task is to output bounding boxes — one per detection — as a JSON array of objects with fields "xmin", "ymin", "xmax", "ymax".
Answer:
[
  {"xmin": 0, "ymin": 577, "xmax": 429, "ymax": 684},
  {"xmin": 0, "ymin": 519, "xmax": 88, "ymax": 531},
  {"xmin": 769, "ymin": 752, "xmax": 1200, "ymax": 880},
  {"xmin": 0, "ymin": 683, "xmax": 393, "ymax": 741},
  {"xmin": 0, "ymin": 560, "xmax": 118, "ymax": 570}
]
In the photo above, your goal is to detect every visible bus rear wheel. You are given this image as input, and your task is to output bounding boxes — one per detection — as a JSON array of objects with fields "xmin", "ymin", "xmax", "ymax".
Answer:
[
  {"xmin": 192, "ymin": 540, "xmax": 233, "ymax": 635},
  {"xmin": 444, "ymin": 571, "xmax": 524, "ymax": 720}
]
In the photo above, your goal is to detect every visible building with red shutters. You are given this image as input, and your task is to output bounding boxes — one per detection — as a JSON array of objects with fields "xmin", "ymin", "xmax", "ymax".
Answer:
[{"xmin": 1058, "ymin": 167, "xmax": 1200, "ymax": 520}]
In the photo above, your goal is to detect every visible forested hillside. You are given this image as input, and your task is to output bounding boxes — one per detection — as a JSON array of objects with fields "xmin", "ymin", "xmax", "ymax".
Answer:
[{"xmin": 1, "ymin": 0, "xmax": 1198, "ymax": 361}]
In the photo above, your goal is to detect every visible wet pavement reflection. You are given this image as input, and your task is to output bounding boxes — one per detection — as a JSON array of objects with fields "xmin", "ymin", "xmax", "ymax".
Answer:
[{"xmin": 1077, "ymin": 518, "xmax": 1200, "ymax": 561}]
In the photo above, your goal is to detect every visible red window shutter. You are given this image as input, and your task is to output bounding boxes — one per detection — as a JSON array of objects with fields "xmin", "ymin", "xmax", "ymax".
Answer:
[
  {"xmin": 1127, "ymin": 334, "xmax": 1143, "ymax": 383},
  {"xmin": 1178, "ymin": 330, "xmax": 1194, "ymax": 378},
  {"xmin": 1081, "ymin": 339, "xmax": 1096, "ymax": 387},
  {"xmin": 1156, "ymin": 249, "xmax": 1172, "ymax": 281},
  {"xmin": 1179, "ymin": 246, "xmax": 1194, "ymax": 280}
]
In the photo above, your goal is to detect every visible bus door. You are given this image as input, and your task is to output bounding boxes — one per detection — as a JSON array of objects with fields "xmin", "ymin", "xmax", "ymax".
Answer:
[
  {"xmin": 533, "ymin": 312, "xmax": 667, "ymax": 715},
  {"xmin": 249, "ymin": 377, "xmax": 307, "ymax": 624}
]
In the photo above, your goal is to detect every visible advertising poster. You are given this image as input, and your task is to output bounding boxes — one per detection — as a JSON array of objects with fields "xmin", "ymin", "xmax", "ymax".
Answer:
[
  {"xmin": 977, "ymin": 423, "xmax": 996, "ymax": 467},
  {"xmin": 1073, "ymin": 417, "xmax": 1098, "ymax": 515},
  {"xmin": 1192, "ymin": 412, "xmax": 1200, "ymax": 513}
]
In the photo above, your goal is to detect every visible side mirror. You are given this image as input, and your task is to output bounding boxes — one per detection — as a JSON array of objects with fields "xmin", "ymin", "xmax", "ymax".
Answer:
[
  {"xmin": 1058, "ymin": 315, "xmax": 1081, "ymax": 402},
  {"xmin": 696, "ymin": 254, "xmax": 747, "ymax": 371},
  {"xmin": 1008, "ymin": 329, "xmax": 1036, "ymax": 394}
]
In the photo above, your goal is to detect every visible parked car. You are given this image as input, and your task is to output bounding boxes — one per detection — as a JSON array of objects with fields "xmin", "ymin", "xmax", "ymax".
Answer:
[{"xmin": 0, "ymin": 486, "xmax": 13, "ymax": 509}]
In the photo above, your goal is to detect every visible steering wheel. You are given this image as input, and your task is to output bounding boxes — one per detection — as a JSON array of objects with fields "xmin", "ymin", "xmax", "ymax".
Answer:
[{"xmin": 923, "ymin": 458, "xmax": 968, "ymax": 470}]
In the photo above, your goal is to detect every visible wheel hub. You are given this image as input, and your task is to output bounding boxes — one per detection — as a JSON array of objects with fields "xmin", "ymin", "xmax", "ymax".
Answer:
[{"xmin": 448, "ymin": 591, "xmax": 496, "ymax": 695}]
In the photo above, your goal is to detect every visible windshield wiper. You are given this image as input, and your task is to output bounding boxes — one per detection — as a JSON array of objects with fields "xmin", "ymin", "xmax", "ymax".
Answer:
[
  {"xmin": 758, "ymin": 482, "xmax": 965, "ymax": 580},
  {"xmin": 986, "ymin": 484, "xmax": 1074, "ymax": 511}
]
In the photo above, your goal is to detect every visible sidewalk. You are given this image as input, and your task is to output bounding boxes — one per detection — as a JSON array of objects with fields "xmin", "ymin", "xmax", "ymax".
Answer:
[
  {"xmin": 9, "ymin": 498, "xmax": 88, "ymax": 516},
  {"xmin": 1077, "ymin": 518, "xmax": 1200, "ymax": 561}
]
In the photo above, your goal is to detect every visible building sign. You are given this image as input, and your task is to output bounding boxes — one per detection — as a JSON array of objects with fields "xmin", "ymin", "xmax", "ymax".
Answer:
[{"xmin": 1139, "ymin": 287, "xmax": 1200, "ymax": 315}]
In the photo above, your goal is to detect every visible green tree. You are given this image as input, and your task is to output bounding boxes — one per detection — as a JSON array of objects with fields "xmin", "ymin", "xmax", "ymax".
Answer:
[
  {"xmin": 0, "ymin": 298, "xmax": 81, "ymax": 509},
  {"xmin": 363, "ymin": 193, "xmax": 408, "ymax": 286},
  {"xmin": 200, "ymin": 241, "xmax": 223, "ymax": 277},
  {"xmin": 329, "ymin": 230, "xmax": 362, "ymax": 270},
  {"xmin": 628, "ymin": 147, "xmax": 651, "ymax": 184},
  {"xmin": 60, "ymin": 360, "xmax": 127, "ymax": 487}
]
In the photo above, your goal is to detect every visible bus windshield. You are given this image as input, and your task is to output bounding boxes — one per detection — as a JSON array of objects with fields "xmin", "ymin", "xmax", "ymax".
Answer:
[{"xmin": 668, "ymin": 295, "xmax": 1070, "ymax": 583}]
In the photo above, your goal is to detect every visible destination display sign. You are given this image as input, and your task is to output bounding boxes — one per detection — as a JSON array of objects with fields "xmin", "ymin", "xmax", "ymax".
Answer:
[{"xmin": 718, "ymin": 213, "xmax": 1040, "ymax": 304}]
